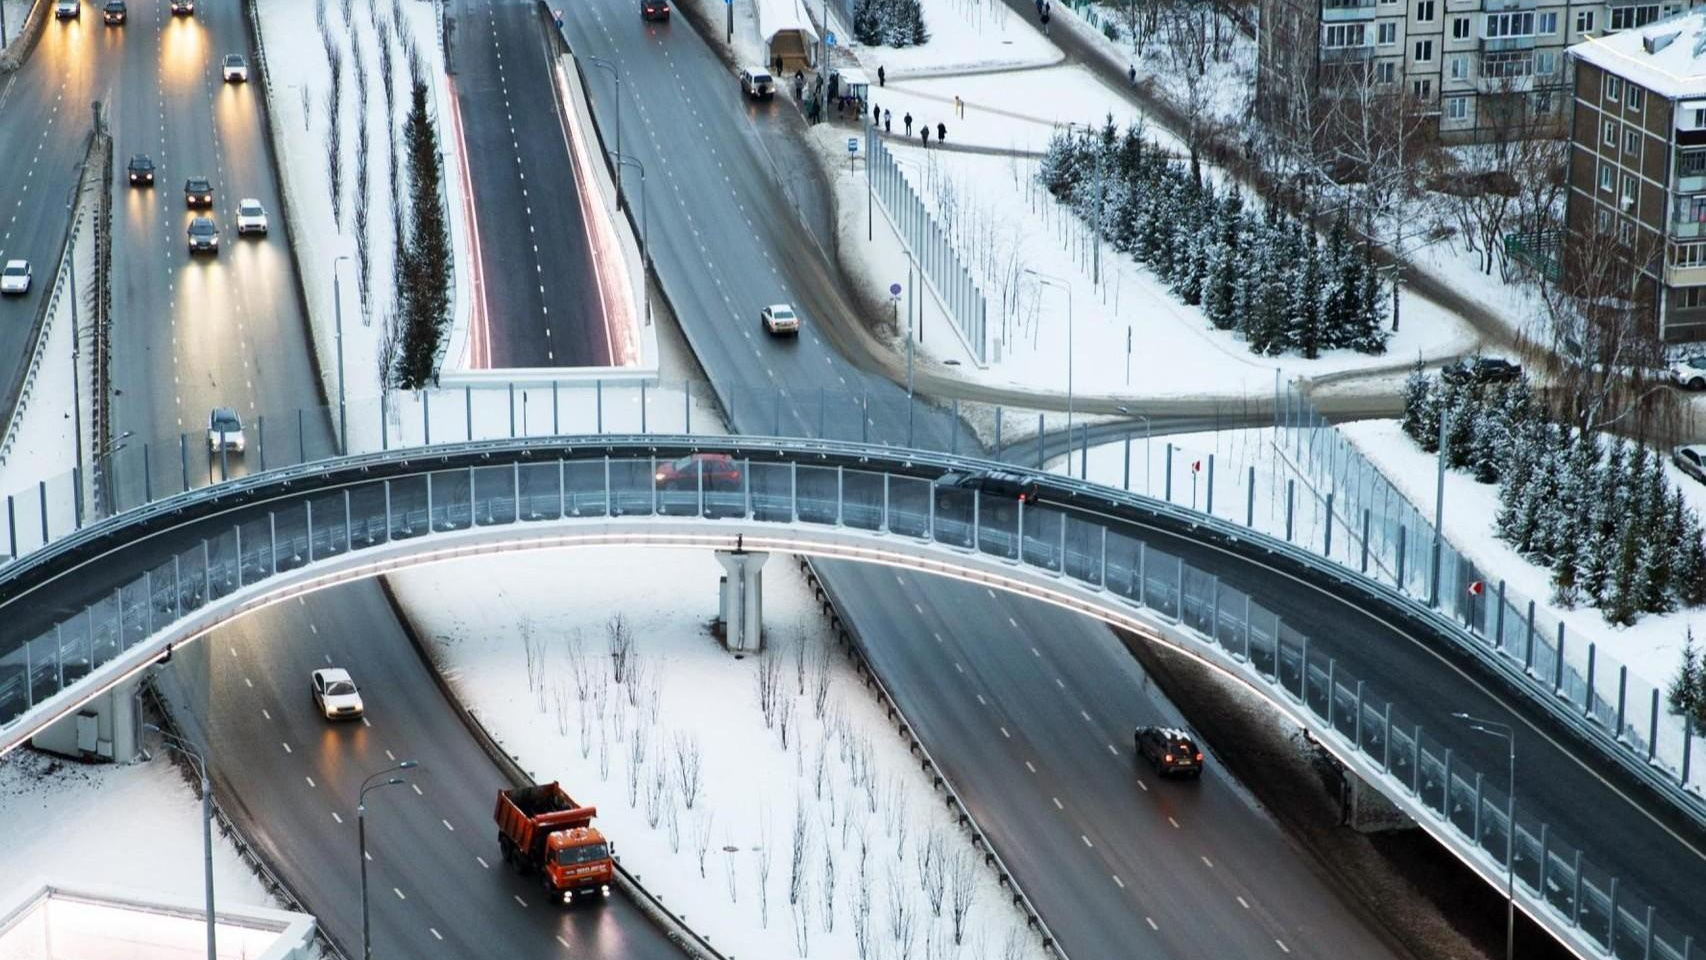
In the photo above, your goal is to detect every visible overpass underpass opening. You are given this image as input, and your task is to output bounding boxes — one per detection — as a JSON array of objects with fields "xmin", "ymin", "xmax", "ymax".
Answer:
[{"xmin": 0, "ymin": 441, "xmax": 1687, "ymax": 960}]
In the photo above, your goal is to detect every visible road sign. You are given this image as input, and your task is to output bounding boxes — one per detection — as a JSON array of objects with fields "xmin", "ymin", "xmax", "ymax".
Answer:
[
  {"xmin": 889, "ymin": 283, "xmax": 902, "ymax": 297},
  {"xmin": 1191, "ymin": 459, "xmax": 1202, "ymax": 474},
  {"xmin": 847, "ymin": 138, "xmax": 859, "ymax": 154},
  {"xmin": 827, "ymin": 31, "xmax": 837, "ymax": 45},
  {"xmin": 1468, "ymin": 580, "xmax": 1485, "ymax": 596}
]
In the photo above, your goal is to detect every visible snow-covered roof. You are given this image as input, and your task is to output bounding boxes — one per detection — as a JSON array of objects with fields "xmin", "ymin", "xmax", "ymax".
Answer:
[
  {"xmin": 754, "ymin": 0, "xmax": 818, "ymax": 46},
  {"xmin": 1571, "ymin": 8, "xmax": 1706, "ymax": 99}
]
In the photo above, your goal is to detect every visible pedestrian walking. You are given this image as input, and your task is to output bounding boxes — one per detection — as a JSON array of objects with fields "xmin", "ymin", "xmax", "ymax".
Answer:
[
  {"xmin": 1127, "ymin": 64, "xmax": 1136, "ymax": 85},
  {"xmin": 953, "ymin": 94, "xmax": 963, "ymax": 117},
  {"xmin": 904, "ymin": 112, "xmax": 913, "ymax": 135},
  {"xmin": 878, "ymin": 65, "xmax": 886, "ymax": 86},
  {"xmin": 883, "ymin": 108, "xmax": 892, "ymax": 133},
  {"xmin": 936, "ymin": 121, "xmax": 945, "ymax": 143},
  {"xmin": 1041, "ymin": 8, "xmax": 1050, "ymax": 32},
  {"xmin": 921, "ymin": 126, "xmax": 930, "ymax": 147},
  {"xmin": 873, "ymin": 101, "xmax": 880, "ymax": 124}
]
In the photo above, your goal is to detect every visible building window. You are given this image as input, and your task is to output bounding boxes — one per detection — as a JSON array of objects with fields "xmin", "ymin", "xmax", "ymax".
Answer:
[
  {"xmin": 1484, "ymin": 11, "xmax": 1535, "ymax": 37},
  {"xmin": 1689, "ymin": 195, "xmax": 1706, "ymax": 221},
  {"xmin": 1598, "ymin": 208, "xmax": 1614, "ymax": 232},
  {"xmin": 1452, "ymin": 15, "xmax": 1470, "ymax": 39},
  {"xmin": 1378, "ymin": 21, "xmax": 1397, "ymax": 45},
  {"xmin": 1537, "ymin": 11, "xmax": 1557, "ymax": 34},
  {"xmin": 1623, "ymin": 173, "xmax": 1638, "ymax": 204},
  {"xmin": 1695, "ymin": 107, "xmax": 1706, "ymax": 129},
  {"xmin": 1627, "ymin": 129, "xmax": 1640, "ymax": 154},
  {"xmin": 1605, "ymin": 119, "xmax": 1618, "ymax": 146},
  {"xmin": 1610, "ymin": 5, "xmax": 1660, "ymax": 30},
  {"xmin": 1414, "ymin": 38, "xmax": 1434, "ymax": 62},
  {"xmin": 1620, "ymin": 218, "xmax": 1635, "ymax": 243},
  {"xmin": 1324, "ymin": 23, "xmax": 1368, "ymax": 47},
  {"xmin": 1536, "ymin": 51, "xmax": 1555, "ymax": 75},
  {"xmin": 1449, "ymin": 54, "xmax": 1468, "ymax": 80},
  {"xmin": 1446, "ymin": 96, "xmax": 1468, "ymax": 120},
  {"xmin": 1628, "ymin": 86, "xmax": 1644, "ymax": 111},
  {"xmin": 1534, "ymin": 91, "xmax": 1554, "ymax": 114},
  {"xmin": 1483, "ymin": 51, "xmax": 1533, "ymax": 78},
  {"xmin": 1605, "ymin": 75, "xmax": 1622, "ymax": 100},
  {"xmin": 1379, "ymin": 0, "xmax": 1397, "ymax": 6},
  {"xmin": 1680, "ymin": 150, "xmax": 1706, "ymax": 177},
  {"xmin": 1681, "ymin": 287, "xmax": 1706, "ymax": 309},
  {"xmin": 1576, "ymin": 9, "xmax": 1595, "ymax": 32},
  {"xmin": 1376, "ymin": 60, "xmax": 1397, "ymax": 83},
  {"xmin": 1412, "ymin": 78, "xmax": 1433, "ymax": 100},
  {"xmin": 1416, "ymin": 0, "xmax": 1435, "ymax": 21},
  {"xmin": 1600, "ymin": 164, "xmax": 1614, "ymax": 191},
  {"xmin": 1675, "ymin": 243, "xmax": 1706, "ymax": 269}
]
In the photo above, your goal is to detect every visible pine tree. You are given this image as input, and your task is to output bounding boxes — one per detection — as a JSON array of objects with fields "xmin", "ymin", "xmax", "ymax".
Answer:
[
  {"xmin": 1291, "ymin": 232, "xmax": 1324, "ymax": 359},
  {"xmin": 1551, "ymin": 535, "xmax": 1582, "ymax": 608},
  {"xmin": 1203, "ymin": 188, "xmax": 1242, "ymax": 330},
  {"xmin": 1605, "ymin": 520, "xmax": 1644, "ymax": 626},
  {"xmin": 1401, "ymin": 361, "xmax": 1432, "ymax": 443},
  {"xmin": 393, "ymin": 81, "xmax": 451, "ymax": 389},
  {"xmin": 1667, "ymin": 629, "xmax": 1704, "ymax": 722}
]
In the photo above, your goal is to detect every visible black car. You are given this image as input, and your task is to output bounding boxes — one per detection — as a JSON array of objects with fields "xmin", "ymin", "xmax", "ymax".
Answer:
[
  {"xmin": 933, "ymin": 469, "xmax": 1040, "ymax": 505},
  {"xmin": 102, "ymin": 0, "xmax": 125, "ymax": 23},
  {"xmin": 170, "ymin": 0, "xmax": 195, "ymax": 12},
  {"xmin": 184, "ymin": 177, "xmax": 213, "ymax": 208},
  {"xmin": 126, "ymin": 154, "xmax": 155, "ymax": 186},
  {"xmin": 1441, "ymin": 357, "xmax": 1521, "ymax": 385},
  {"xmin": 640, "ymin": 0, "xmax": 670, "ymax": 18},
  {"xmin": 1134, "ymin": 726, "xmax": 1203, "ymax": 778},
  {"xmin": 186, "ymin": 216, "xmax": 219, "ymax": 254}
]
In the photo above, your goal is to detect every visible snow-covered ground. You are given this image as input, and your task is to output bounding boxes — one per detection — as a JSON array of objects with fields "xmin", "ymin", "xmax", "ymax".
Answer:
[
  {"xmin": 256, "ymin": 0, "xmax": 466, "ymax": 429},
  {"xmin": 853, "ymin": 0, "xmax": 1060, "ymax": 77},
  {"xmin": 0, "ymin": 747, "xmax": 273, "ymax": 913},
  {"xmin": 0, "ymin": 0, "xmax": 35, "ymax": 55},
  {"xmin": 395, "ymin": 547, "xmax": 1052, "ymax": 960},
  {"xmin": 818, "ymin": 130, "xmax": 1475, "ymax": 401}
]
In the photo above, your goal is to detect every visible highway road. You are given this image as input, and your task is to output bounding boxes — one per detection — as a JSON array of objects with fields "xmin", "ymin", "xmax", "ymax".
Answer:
[
  {"xmin": 450, "ymin": 0, "xmax": 609, "ymax": 368},
  {"xmin": 2, "ymin": 3, "xmax": 688, "ymax": 958}
]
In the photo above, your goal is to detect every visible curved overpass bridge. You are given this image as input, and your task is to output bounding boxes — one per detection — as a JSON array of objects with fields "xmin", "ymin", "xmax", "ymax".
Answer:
[{"xmin": 0, "ymin": 435, "xmax": 1700, "ymax": 960}]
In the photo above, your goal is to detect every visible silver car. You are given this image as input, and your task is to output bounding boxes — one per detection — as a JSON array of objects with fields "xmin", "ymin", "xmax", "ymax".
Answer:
[{"xmin": 1674, "ymin": 445, "xmax": 1706, "ymax": 485}]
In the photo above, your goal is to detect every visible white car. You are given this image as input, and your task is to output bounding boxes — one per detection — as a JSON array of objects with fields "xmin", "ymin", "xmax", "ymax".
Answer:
[
  {"xmin": 1672, "ymin": 355, "xmax": 1706, "ymax": 390},
  {"xmin": 760, "ymin": 303, "xmax": 800, "ymax": 336},
  {"xmin": 170, "ymin": 0, "xmax": 195, "ymax": 13},
  {"xmin": 222, "ymin": 54, "xmax": 248, "ymax": 83},
  {"xmin": 54, "ymin": 0, "xmax": 78, "ymax": 19},
  {"xmin": 236, "ymin": 199, "xmax": 268, "ymax": 236},
  {"xmin": 0, "ymin": 261, "xmax": 30, "ymax": 295},
  {"xmin": 311, "ymin": 668, "xmax": 365, "ymax": 720},
  {"xmin": 208, "ymin": 407, "xmax": 245, "ymax": 454}
]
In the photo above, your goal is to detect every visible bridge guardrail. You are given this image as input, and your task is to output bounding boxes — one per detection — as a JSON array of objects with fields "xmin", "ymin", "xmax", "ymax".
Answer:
[{"xmin": 0, "ymin": 436, "xmax": 1696, "ymax": 960}]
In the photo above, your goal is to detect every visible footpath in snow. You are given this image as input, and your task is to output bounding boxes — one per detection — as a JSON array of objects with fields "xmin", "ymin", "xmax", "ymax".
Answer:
[{"xmin": 395, "ymin": 547, "xmax": 1053, "ymax": 960}]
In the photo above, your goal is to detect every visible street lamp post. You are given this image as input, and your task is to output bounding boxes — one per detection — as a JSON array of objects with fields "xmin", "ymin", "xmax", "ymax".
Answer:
[
  {"xmin": 359, "ymin": 761, "xmax": 418, "ymax": 960},
  {"xmin": 609, "ymin": 152, "xmax": 651, "ymax": 326},
  {"xmin": 98, "ymin": 430, "xmax": 133, "ymax": 517},
  {"xmin": 1453, "ymin": 713, "xmax": 1516, "ymax": 960},
  {"xmin": 143, "ymin": 724, "xmax": 216, "ymax": 960},
  {"xmin": 585, "ymin": 57, "xmax": 621, "ymax": 201},
  {"xmin": 1025, "ymin": 269, "xmax": 1073, "ymax": 470},
  {"xmin": 333, "ymin": 254, "xmax": 353, "ymax": 453}
]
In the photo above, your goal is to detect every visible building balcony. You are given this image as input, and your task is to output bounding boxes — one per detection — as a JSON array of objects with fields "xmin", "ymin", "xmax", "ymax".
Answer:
[
  {"xmin": 1671, "ymin": 219, "xmax": 1706, "ymax": 241},
  {"xmin": 1320, "ymin": 45, "xmax": 1376, "ymax": 62},
  {"xmin": 1481, "ymin": 35, "xmax": 1537, "ymax": 52},
  {"xmin": 1322, "ymin": 0, "xmax": 1378, "ymax": 21},
  {"xmin": 1667, "ymin": 264, "xmax": 1706, "ymax": 287},
  {"xmin": 1484, "ymin": 0, "xmax": 1536, "ymax": 9}
]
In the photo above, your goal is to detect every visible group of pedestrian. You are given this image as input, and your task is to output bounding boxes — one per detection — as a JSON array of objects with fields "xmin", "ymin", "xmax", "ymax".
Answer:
[
  {"xmin": 1034, "ymin": 0, "xmax": 1051, "ymax": 32},
  {"xmin": 869, "ymin": 101, "xmax": 947, "ymax": 147}
]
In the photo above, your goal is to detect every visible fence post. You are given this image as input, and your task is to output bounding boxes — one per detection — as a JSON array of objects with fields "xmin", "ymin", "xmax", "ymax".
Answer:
[
  {"xmin": 1554, "ymin": 624, "xmax": 1566, "ymax": 695},
  {"xmin": 1649, "ymin": 690, "xmax": 1660, "ymax": 762},
  {"xmin": 1284, "ymin": 480, "xmax": 1294, "ymax": 541},
  {"xmin": 1441, "ymin": 749, "xmax": 1453, "ymax": 819},
  {"xmin": 1382, "ymin": 703, "xmax": 1392, "ymax": 771},
  {"xmin": 6, "ymin": 495, "xmax": 15, "ymax": 560},
  {"xmin": 1123, "ymin": 432, "xmax": 1131, "ymax": 491},
  {"xmin": 641, "ymin": 381, "xmax": 649, "ymax": 434},
  {"xmin": 1585, "ymin": 644, "xmax": 1597, "ymax": 718},
  {"xmin": 597, "ymin": 380, "xmax": 604, "ymax": 434},
  {"xmin": 1246, "ymin": 467, "xmax": 1255, "ymax": 527},
  {"xmin": 1571, "ymin": 850, "xmax": 1584, "ymax": 927},
  {"xmin": 1396, "ymin": 525, "xmax": 1407, "ymax": 589},
  {"xmin": 1411, "ymin": 725, "xmax": 1422, "ymax": 796},
  {"xmin": 1037, "ymin": 414, "xmax": 1045, "ymax": 470},
  {"xmin": 1616, "ymin": 665, "xmax": 1627, "ymax": 738},
  {"xmin": 1165, "ymin": 445, "xmax": 1173, "ymax": 501},
  {"xmin": 554, "ymin": 381, "xmax": 561, "ymax": 434},
  {"xmin": 424, "ymin": 390, "xmax": 432, "ymax": 445},
  {"xmin": 1493, "ymin": 581, "xmax": 1506, "ymax": 651},
  {"xmin": 38, "ymin": 481, "xmax": 48, "ymax": 545},
  {"xmin": 1524, "ymin": 600, "xmax": 1537, "ymax": 672},
  {"xmin": 994, "ymin": 408, "xmax": 1003, "ymax": 456},
  {"xmin": 1324, "ymin": 492, "xmax": 1334, "ymax": 558},
  {"xmin": 1471, "ymin": 772, "xmax": 1483, "ymax": 841},
  {"xmin": 1206, "ymin": 454, "xmax": 1215, "ymax": 515},
  {"xmin": 1326, "ymin": 658, "xmax": 1336, "ymax": 728},
  {"xmin": 1354, "ymin": 680, "xmax": 1364, "ymax": 748},
  {"xmin": 1684, "ymin": 715, "xmax": 1694, "ymax": 786},
  {"xmin": 508, "ymin": 382, "xmax": 516, "ymax": 438}
]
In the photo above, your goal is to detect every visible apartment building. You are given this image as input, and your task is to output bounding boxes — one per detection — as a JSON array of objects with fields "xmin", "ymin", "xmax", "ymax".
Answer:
[
  {"xmin": 1259, "ymin": 0, "xmax": 1701, "ymax": 141},
  {"xmin": 1567, "ymin": 9, "xmax": 1706, "ymax": 341}
]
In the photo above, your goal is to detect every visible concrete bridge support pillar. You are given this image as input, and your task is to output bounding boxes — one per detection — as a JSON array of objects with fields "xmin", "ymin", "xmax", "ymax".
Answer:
[
  {"xmin": 32, "ymin": 674, "xmax": 143, "ymax": 762},
  {"xmin": 716, "ymin": 548, "xmax": 769, "ymax": 653}
]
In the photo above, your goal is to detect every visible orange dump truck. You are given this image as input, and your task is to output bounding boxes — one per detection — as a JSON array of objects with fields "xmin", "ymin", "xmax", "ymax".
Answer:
[{"xmin": 494, "ymin": 783, "xmax": 615, "ymax": 905}]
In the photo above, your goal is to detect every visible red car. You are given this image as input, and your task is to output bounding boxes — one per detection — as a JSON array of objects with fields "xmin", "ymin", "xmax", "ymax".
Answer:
[{"xmin": 654, "ymin": 454, "xmax": 741, "ymax": 490}]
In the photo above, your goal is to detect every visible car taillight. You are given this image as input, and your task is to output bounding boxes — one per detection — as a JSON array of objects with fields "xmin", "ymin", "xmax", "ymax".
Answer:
[
  {"xmin": 1195, "ymin": 752, "xmax": 1203, "ymax": 761},
  {"xmin": 1163, "ymin": 753, "xmax": 1173, "ymax": 763}
]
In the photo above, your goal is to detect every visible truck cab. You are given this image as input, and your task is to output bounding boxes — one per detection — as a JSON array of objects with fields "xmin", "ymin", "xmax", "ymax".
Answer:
[{"xmin": 495, "ymin": 782, "xmax": 616, "ymax": 905}]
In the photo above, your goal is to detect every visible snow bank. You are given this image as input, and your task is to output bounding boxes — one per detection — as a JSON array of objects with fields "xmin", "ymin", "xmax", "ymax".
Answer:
[
  {"xmin": 394, "ymin": 547, "xmax": 1052, "ymax": 960},
  {"xmin": 854, "ymin": 0, "xmax": 1060, "ymax": 78},
  {"xmin": 0, "ymin": 748, "xmax": 273, "ymax": 911}
]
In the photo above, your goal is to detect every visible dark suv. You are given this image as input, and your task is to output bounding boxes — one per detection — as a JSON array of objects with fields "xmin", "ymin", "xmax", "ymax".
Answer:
[
  {"xmin": 934, "ymin": 469, "xmax": 1040, "ymax": 505},
  {"xmin": 1441, "ymin": 357, "xmax": 1521, "ymax": 386},
  {"xmin": 1134, "ymin": 726, "xmax": 1203, "ymax": 778},
  {"xmin": 640, "ymin": 0, "xmax": 670, "ymax": 19},
  {"xmin": 127, "ymin": 154, "xmax": 155, "ymax": 186},
  {"xmin": 184, "ymin": 177, "xmax": 213, "ymax": 208},
  {"xmin": 103, "ymin": 0, "xmax": 126, "ymax": 23}
]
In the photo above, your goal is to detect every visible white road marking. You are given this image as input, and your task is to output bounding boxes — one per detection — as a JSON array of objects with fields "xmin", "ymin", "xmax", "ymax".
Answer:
[
  {"xmin": 1201, "ymin": 856, "xmax": 1214, "ymax": 869},
  {"xmin": 1007, "ymin": 617, "xmax": 1018, "ymax": 628},
  {"xmin": 1055, "ymin": 678, "xmax": 1066, "ymax": 689},
  {"xmin": 243, "ymin": 678, "xmax": 253, "ymax": 688},
  {"xmin": 1146, "ymin": 917, "xmax": 1158, "ymax": 931},
  {"xmin": 1168, "ymin": 816, "xmax": 1181, "ymax": 829},
  {"xmin": 1137, "ymin": 779, "xmax": 1148, "ymax": 792},
  {"xmin": 1276, "ymin": 940, "xmax": 1291, "ymax": 954},
  {"xmin": 1080, "ymin": 710, "xmax": 1093, "ymax": 722},
  {"xmin": 1052, "ymin": 797, "xmax": 1063, "ymax": 810},
  {"xmin": 1000, "ymin": 726, "xmax": 1011, "ymax": 738},
  {"xmin": 1081, "ymin": 835, "xmax": 1093, "ymax": 848},
  {"xmin": 394, "ymin": 888, "xmax": 406, "ymax": 901},
  {"xmin": 431, "ymin": 928, "xmax": 443, "ymax": 941},
  {"xmin": 1024, "ymin": 761, "xmax": 1036, "ymax": 773},
  {"xmin": 305, "ymin": 776, "xmax": 316, "ymax": 788},
  {"xmin": 386, "ymin": 750, "xmax": 395, "ymax": 761},
  {"xmin": 443, "ymin": 819, "xmax": 455, "ymax": 832},
  {"xmin": 281, "ymin": 742, "xmax": 291, "ymax": 754},
  {"xmin": 412, "ymin": 784, "xmax": 424, "ymax": 796},
  {"xmin": 332, "ymin": 812, "xmax": 343, "ymax": 824},
  {"xmin": 1112, "ymin": 875, "xmax": 1125, "ymax": 889},
  {"xmin": 975, "ymin": 694, "xmax": 987, "ymax": 705},
  {"xmin": 476, "ymin": 856, "xmax": 490, "ymax": 869},
  {"xmin": 1107, "ymin": 744, "xmax": 1120, "ymax": 755},
  {"xmin": 261, "ymin": 709, "xmax": 271, "ymax": 720},
  {"xmin": 557, "ymin": 935, "xmax": 571, "ymax": 948},
  {"xmin": 514, "ymin": 895, "xmax": 528, "ymax": 908},
  {"xmin": 1237, "ymin": 896, "xmax": 1250, "ymax": 909},
  {"xmin": 954, "ymin": 663, "xmax": 964, "ymax": 674}
]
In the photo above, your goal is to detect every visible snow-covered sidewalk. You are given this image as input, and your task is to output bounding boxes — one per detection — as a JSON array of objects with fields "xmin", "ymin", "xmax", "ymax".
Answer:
[{"xmin": 394, "ymin": 547, "xmax": 1052, "ymax": 960}]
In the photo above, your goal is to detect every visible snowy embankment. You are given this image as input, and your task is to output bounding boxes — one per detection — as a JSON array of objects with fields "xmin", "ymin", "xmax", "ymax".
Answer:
[
  {"xmin": 394, "ymin": 548, "xmax": 1052, "ymax": 960},
  {"xmin": 813, "ymin": 126, "xmax": 1474, "ymax": 402},
  {"xmin": 256, "ymin": 0, "xmax": 468, "ymax": 442},
  {"xmin": 0, "ymin": 748, "xmax": 273, "ymax": 912}
]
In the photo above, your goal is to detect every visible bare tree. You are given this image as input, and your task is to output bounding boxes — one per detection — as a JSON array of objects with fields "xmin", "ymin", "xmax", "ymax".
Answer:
[
  {"xmin": 626, "ymin": 726, "xmax": 649, "ymax": 807},
  {"xmin": 853, "ymin": 862, "xmax": 874, "ymax": 960},
  {"xmin": 792, "ymin": 885, "xmax": 813, "ymax": 958},
  {"xmin": 756, "ymin": 811, "xmax": 775, "ymax": 928},
  {"xmin": 948, "ymin": 849, "xmax": 978, "ymax": 944},
  {"xmin": 811, "ymin": 645, "xmax": 834, "ymax": 719},
  {"xmin": 673, "ymin": 732, "xmax": 704, "ymax": 809},
  {"xmin": 597, "ymin": 711, "xmax": 611, "ymax": 781},
  {"xmin": 611, "ymin": 685, "xmax": 629, "ymax": 743},
  {"xmin": 885, "ymin": 870, "xmax": 917, "ymax": 957},
  {"xmin": 790, "ymin": 799, "xmax": 812, "ymax": 906},
  {"xmin": 723, "ymin": 828, "xmax": 740, "ymax": 903},
  {"xmin": 578, "ymin": 700, "xmax": 593, "ymax": 758},
  {"xmin": 693, "ymin": 810, "xmax": 716, "ymax": 878},
  {"xmin": 607, "ymin": 613, "xmax": 635, "ymax": 683},
  {"xmin": 861, "ymin": 740, "xmax": 880, "ymax": 814},
  {"xmin": 1001, "ymin": 924, "xmax": 1025, "ymax": 960},
  {"xmin": 520, "ymin": 617, "xmax": 545, "ymax": 695},
  {"xmin": 813, "ymin": 736, "xmax": 830, "ymax": 800},
  {"xmin": 665, "ymin": 795, "xmax": 682, "ymax": 853},
  {"xmin": 926, "ymin": 926, "xmax": 956, "ymax": 960},
  {"xmin": 566, "ymin": 632, "xmax": 594, "ymax": 702},
  {"xmin": 777, "ymin": 694, "xmax": 797, "ymax": 750},
  {"xmin": 645, "ymin": 765, "xmax": 670, "ymax": 828},
  {"xmin": 793, "ymin": 631, "xmax": 809, "ymax": 695},
  {"xmin": 550, "ymin": 677, "xmax": 570, "ymax": 736},
  {"xmin": 919, "ymin": 829, "xmax": 946, "ymax": 917},
  {"xmin": 820, "ymin": 827, "xmax": 839, "ymax": 933},
  {"xmin": 756, "ymin": 653, "xmax": 783, "ymax": 728},
  {"xmin": 625, "ymin": 654, "xmax": 649, "ymax": 708}
]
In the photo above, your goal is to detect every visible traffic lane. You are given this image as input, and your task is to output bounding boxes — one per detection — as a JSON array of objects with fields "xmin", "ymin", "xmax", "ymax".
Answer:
[
  {"xmin": 1118, "ymin": 513, "xmax": 1706, "ymax": 938},
  {"xmin": 821, "ymin": 560, "xmax": 1404, "ymax": 960},
  {"xmin": 455, "ymin": 0, "xmax": 607, "ymax": 368},
  {"xmin": 167, "ymin": 579, "xmax": 690, "ymax": 959}
]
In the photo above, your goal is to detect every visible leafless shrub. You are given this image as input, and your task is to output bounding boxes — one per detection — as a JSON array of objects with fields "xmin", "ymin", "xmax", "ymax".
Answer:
[
  {"xmin": 520, "ymin": 617, "xmax": 545, "ymax": 695},
  {"xmin": 322, "ymin": 39, "xmax": 344, "ymax": 226},
  {"xmin": 723, "ymin": 828, "xmax": 740, "ymax": 903},
  {"xmin": 626, "ymin": 729, "xmax": 649, "ymax": 806},
  {"xmin": 919, "ymin": 828, "xmax": 945, "ymax": 915},
  {"xmin": 789, "ymin": 799, "xmax": 811, "ymax": 906},
  {"xmin": 645, "ymin": 765, "xmax": 670, "ymax": 828},
  {"xmin": 673, "ymin": 732, "xmax": 703, "ymax": 809},
  {"xmin": 792, "ymin": 886, "xmax": 813, "ymax": 958},
  {"xmin": 756, "ymin": 653, "xmax": 783, "ymax": 728},
  {"xmin": 811, "ymin": 646, "xmax": 833, "ymax": 719},
  {"xmin": 577, "ymin": 700, "xmax": 592, "ymax": 758},
  {"xmin": 643, "ymin": 667, "xmax": 664, "ymax": 728},
  {"xmin": 607, "ymin": 614, "xmax": 635, "ymax": 683},
  {"xmin": 793, "ymin": 631, "xmax": 808, "ymax": 694},
  {"xmin": 819, "ymin": 825, "xmax": 838, "ymax": 933},
  {"xmin": 597, "ymin": 714, "xmax": 611, "ymax": 781},
  {"xmin": 948, "ymin": 849, "xmax": 977, "ymax": 943},
  {"xmin": 926, "ymin": 925, "xmax": 956, "ymax": 960},
  {"xmin": 549, "ymin": 677, "xmax": 570, "ymax": 735},
  {"xmin": 885, "ymin": 870, "xmax": 917, "ymax": 956},
  {"xmin": 756, "ymin": 810, "xmax": 774, "ymax": 928},
  {"xmin": 611, "ymin": 687, "xmax": 629, "ymax": 743},
  {"xmin": 692, "ymin": 809, "xmax": 716, "ymax": 877},
  {"xmin": 625, "ymin": 654, "xmax": 649, "ymax": 708},
  {"xmin": 777, "ymin": 695, "xmax": 796, "ymax": 750},
  {"xmin": 567, "ymin": 633, "xmax": 593, "ymax": 702},
  {"xmin": 351, "ymin": 32, "xmax": 372, "ymax": 317},
  {"xmin": 1001, "ymin": 924, "xmax": 1025, "ymax": 960},
  {"xmin": 812, "ymin": 736, "xmax": 829, "ymax": 800},
  {"xmin": 853, "ymin": 859, "xmax": 874, "ymax": 960}
]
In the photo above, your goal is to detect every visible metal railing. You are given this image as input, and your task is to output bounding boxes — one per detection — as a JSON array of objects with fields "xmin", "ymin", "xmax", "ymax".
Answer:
[{"xmin": 0, "ymin": 435, "xmax": 1694, "ymax": 960}]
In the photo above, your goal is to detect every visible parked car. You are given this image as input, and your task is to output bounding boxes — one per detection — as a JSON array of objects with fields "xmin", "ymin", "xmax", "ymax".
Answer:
[
  {"xmin": 102, "ymin": 1, "xmax": 125, "ymax": 23},
  {"xmin": 739, "ymin": 67, "xmax": 774, "ymax": 99},
  {"xmin": 310, "ymin": 668, "xmax": 364, "ymax": 720},
  {"xmin": 54, "ymin": 0, "xmax": 78, "ymax": 19},
  {"xmin": 1134, "ymin": 726, "xmax": 1204, "ymax": 778},
  {"xmin": 653, "ymin": 453, "xmax": 741, "ymax": 490},
  {"xmin": 184, "ymin": 176, "xmax": 213, "ymax": 208},
  {"xmin": 126, "ymin": 154, "xmax": 155, "ymax": 186},
  {"xmin": 222, "ymin": 54, "xmax": 249, "ymax": 83},
  {"xmin": 760, "ymin": 303, "xmax": 800, "ymax": 336},
  {"xmin": 235, "ymin": 198, "xmax": 268, "ymax": 235},
  {"xmin": 933, "ymin": 469, "xmax": 1040, "ymax": 505},
  {"xmin": 640, "ymin": 0, "xmax": 670, "ymax": 19},
  {"xmin": 170, "ymin": 0, "xmax": 195, "ymax": 12},
  {"xmin": 187, "ymin": 216, "xmax": 219, "ymax": 254},
  {"xmin": 1441, "ymin": 356, "xmax": 1522, "ymax": 385},
  {"xmin": 1672, "ymin": 355, "xmax": 1706, "ymax": 390},
  {"xmin": 1674, "ymin": 445, "xmax": 1706, "ymax": 485},
  {"xmin": 207, "ymin": 407, "xmax": 245, "ymax": 454},
  {"xmin": 0, "ymin": 261, "xmax": 30, "ymax": 295}
]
